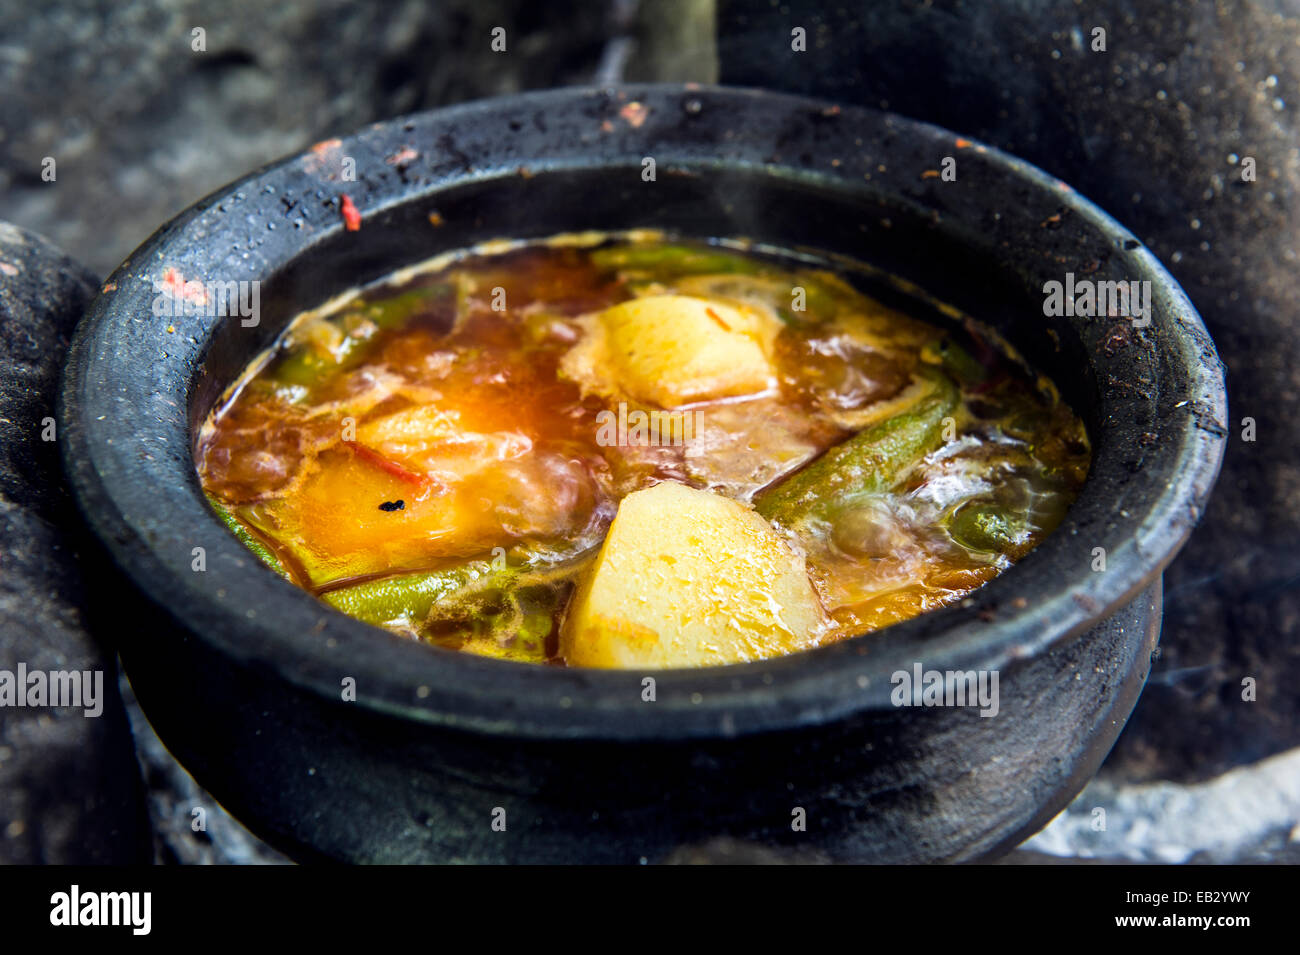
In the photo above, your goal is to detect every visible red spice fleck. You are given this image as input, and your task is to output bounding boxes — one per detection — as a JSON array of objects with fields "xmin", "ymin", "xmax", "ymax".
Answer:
[
  {"xmin": 427, "ymin": 211, "xmax": 445, "ymax": 227},
  {"xmin": 344, "ymin": 441, "xmax": 429, "ymax": 488},
  {"xmin": 705, "ymin": 307, "xmax": 731, "ymax": 331},
  {"xmin": 955, "ymin": 137, "xmax": 972, "ymax": 148},
  {"xmin": 921, "ymin": 169, "xmax": 941, "ymax": 179},
  {"xmin": 102, "ymin": 281, "xmax": 117, "ymax": 293},
  {"xmin": 340, "ymin": 194, "xmax": 362, "ymax": 231}
]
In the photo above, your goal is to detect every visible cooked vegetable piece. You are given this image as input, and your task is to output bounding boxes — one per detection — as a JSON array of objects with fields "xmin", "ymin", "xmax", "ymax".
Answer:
[
  {"xmin": 562, "ymin": 294, "xmax": 780, "ymax": 407},
  {"xmin": 257, "ymin": 443, "xmax": 475, "ymax": 585},
  {"xmin": 755, "ymin": 368, "xmax": 959, "ymax": 526},
  {"xmin": 269, "ymin": 283, "xmax": 457, "ymax": 394},
  {"xmin": 923, "ymin": 335, "xmax": 989, "ymax": 387},
  {"xmin": 426, "ymin": 580, "xmax": 559, "ymax": 663},
  {"xmin": 365, "ymin": 282, "xmax": 455, "ymax": 329},
  {"xmin": 322, "ymin": 560, "xmax": 503, "ymax": 625},
  {"xmin": 561, "ymin": 482, "xmax": 827, "ymax": 667},
  {"xmin": 269, "ymin": 316, "xmax": 365, "ymax": 389},
  {"xmin": 948, "ymin": 502, "xmax": 1029, "ymax": 555},
  {"xmin": 205, "ymin": 493, "xmax": 290, "ymax": 579},
  {"xmin": 326, "ymin": 559, "xmax": 572, "ymax": 663},
  {"xmin": 590, "ymin": 243, "xmax": 763, "ymax": 276},
  {"xmin": 271, "ymin": 349, "xmax": 335, "ymax": 390}
]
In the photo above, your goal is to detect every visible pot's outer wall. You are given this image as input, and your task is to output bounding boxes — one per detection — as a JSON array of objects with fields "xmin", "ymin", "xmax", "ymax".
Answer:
[
  {"xmin": 60, "ymin": 87, "xmax": 1225, "ymax": 861},
  {"xmin": 104, "ymin": 553, "xmax": 1159, "ymax": 863}
]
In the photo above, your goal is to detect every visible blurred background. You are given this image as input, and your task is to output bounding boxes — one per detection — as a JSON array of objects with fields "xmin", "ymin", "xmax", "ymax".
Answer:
[{"xmin": 1, "ymin": 0, "xmax": 1297, "ymax": 863}]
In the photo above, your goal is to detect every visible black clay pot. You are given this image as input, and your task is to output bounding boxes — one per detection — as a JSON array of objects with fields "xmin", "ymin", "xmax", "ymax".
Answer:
[{"xmin": 60, "ymin": 86, "xmax": 1226, "ymax": 863}]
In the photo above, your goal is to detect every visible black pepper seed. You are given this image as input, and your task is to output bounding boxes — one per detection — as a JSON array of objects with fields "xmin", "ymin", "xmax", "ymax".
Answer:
[{"xmin": 379, "ymin": 500, "xmax": 405, "ymax": 512}]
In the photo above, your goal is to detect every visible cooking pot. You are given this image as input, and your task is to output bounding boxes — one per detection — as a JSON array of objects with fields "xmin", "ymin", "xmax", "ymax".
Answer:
[{"xmin": 59, "ymin": 85, "xmax": 1227, "ymax": 863}]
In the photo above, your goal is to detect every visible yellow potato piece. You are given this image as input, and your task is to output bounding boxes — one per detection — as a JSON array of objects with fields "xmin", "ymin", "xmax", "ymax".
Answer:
[
  {"xmin": 562, "ymin": 294, "xmax": 779, "ymax": 407},
  {"xmin": 561, "ymin": 481, "xmax": 827, "ymax": 668}
]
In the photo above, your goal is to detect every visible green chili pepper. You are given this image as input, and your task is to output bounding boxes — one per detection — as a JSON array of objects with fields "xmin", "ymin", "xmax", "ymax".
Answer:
[
  {"xmin": 321, "ymin": 560, "xmax": 506, "ymax": 626},
  {"xmin": 755, "ymin": 368, "xmax": 959, "ymax": 526},
  {"xmin": 205, "ymin": 493, "xmax": 291, "ymax": 579},
  {"xmin": 321, "ymin": 552, "xmax": 588, "ymax": 663},
  {"xmin": 591, "ymin": 243, "xmax": 763, "ymax": 276}
]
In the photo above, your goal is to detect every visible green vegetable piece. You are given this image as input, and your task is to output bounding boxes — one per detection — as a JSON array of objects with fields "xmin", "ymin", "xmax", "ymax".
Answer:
[
  {"xmin": 268, "ymin": 325, "xmax": 366, "ymax": 393},
  {"xmin": 269, "ymin": 283, "xmax": 457, "ymax": 395},
  {"xmin": 948, "ymin": 502, "xmax": 1024, "ymax": 553},
  {"xmin": 590, "ymin": 243, "xmax": 763, "ymax": 276},
  {"xmin": 436, "ymin": 584, "xmax": 557, "ymax": 664},
  {"xmin": 321, "ymin": 560, "xmax": 504, "ymax": 626},
  {"xmin": 755, "ymin": 369, "xmax": 959, "ymax": 526},
  {"xmin": 512, "ymin": 596, "xmax": 554, "ymax": 645},
  {"xmin": 270, "ymin": 346, "xmax": 337, "ymax": 388},
  {"xmin": 205, "ymin": 494, "xmax": 291, "ymax": 579},
  {"xmin": 322, "ymin": 553, "xmax": 585, "ymax": 662},
  {"xmin": 923, "ymin": 335, "xmax": 988, "ymax": 386},
  {"xmin": 365, "ymin": 282, "xmax": 454, "ymax": 329}
]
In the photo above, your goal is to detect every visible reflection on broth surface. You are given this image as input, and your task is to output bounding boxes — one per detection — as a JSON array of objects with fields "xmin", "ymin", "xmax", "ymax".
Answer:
[{"xmin": 197, "ymin": 235, "xmax": 1089, "ymax": 668}]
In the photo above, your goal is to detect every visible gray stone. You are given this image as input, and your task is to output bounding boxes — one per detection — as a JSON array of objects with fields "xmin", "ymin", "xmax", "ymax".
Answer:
[
  {"xmin": 0, "ymin": 0, "xmax": 614, "ymax": 276},
  {"xmin": 0, "ymin": 222, "xmax": 96, "ymax": 518},
  {"xmin": 0, "ymin": 221, "xmax": 150, "ymax": 863},
  {"xmin": 1021, "ymin": 746, "xmax": 1300, "ymax": 863}
]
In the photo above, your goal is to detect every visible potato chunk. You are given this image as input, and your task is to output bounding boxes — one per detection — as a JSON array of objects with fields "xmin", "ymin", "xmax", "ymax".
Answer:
[
  {"xmin": 562, "ymin": 294, "xmax": 779, "ymax": 407},
  {"xmin": 561, "ymin": 481, "xmax": 826, "ymax": 668}
]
